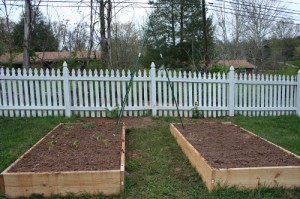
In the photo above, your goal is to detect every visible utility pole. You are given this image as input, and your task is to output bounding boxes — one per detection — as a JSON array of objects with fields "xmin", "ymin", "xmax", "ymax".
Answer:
[
  {"xmin": 23, "ymin": 0, "xmax": 31, "ymax": 69},
  {"xmin": 201, "ymin": 0, "xmax": 209, "ymax": 72}
]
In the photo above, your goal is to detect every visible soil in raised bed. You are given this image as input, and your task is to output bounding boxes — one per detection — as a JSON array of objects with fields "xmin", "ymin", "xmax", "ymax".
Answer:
[
  {"xmin": 8, "ymin": 123, "xmax": 122, "ymax": 172},
  {"xmin": 174, "ymin": 123, "xmax": 300, "ymax": 169}
]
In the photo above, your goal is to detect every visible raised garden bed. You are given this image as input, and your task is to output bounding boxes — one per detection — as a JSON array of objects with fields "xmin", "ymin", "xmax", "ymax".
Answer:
[
  {"xmin": 0, "ymin": 122, "xmax": 125, "ymax": 198},
  {"xmin": 170, "ymin": 122, "xmax": 300, "ymax": 191}
]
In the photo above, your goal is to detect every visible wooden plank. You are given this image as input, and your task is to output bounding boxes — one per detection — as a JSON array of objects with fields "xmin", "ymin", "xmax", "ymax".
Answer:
[
  {"xmin": 120, "ymin": 123, "xmax": 126, "ymax": 192},
  {"xmin": 3, "ymin": 170, "xmax": 121, "ymax": 198},
  {"xmin": 170, "ymin": 124, "xmax": 214, "ymax": 191},
  {"xmin": 215, "ymin": 167, "xmax": 300, "ymax": 189}
]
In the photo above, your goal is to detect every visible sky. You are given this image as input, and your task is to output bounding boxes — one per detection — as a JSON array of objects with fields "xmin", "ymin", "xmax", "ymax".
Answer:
[{"xmin": 1, "ymin": 0, "xmax": 300, "ymax": 29}]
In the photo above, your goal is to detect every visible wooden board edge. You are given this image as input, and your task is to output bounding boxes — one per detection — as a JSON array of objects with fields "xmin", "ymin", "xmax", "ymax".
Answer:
[
  {"xmin": 1, "ymin": 123, "xmax": 64, "ymax": 174},
  {"xmin": 215, "ymin": 166, "xmax": 300, "ymax": 188},
  {"xmin": 3, "ymin": 170, "xmax": 122, "ymax": 198},
  {"xmin": 170, "ymin": 124, "xmax": 215, "ymax": 191},
  {"xmin": 120, "ymin": 123, "xmax": 126, "ymax": 192},
  {"xmin": 0, "ymin": 174, "xmax": 5, "ymax": 195}
]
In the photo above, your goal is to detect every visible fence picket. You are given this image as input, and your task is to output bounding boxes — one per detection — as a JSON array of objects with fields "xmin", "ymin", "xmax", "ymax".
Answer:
[
  {"xmin": 77, "ymin": 69, "xmax": 84, "ymax": 117},
  {"xmin": 111, "ymin": 70, "xmax": 116, "ymax": 116},
  {"xmin": 94, "ymin": 70, "xmax": 100, "ymax": 117},
  {"xmin": 138, "ymin": 70, "xmax": 143, "ymax": 116},
  {"xmin": 157, "ymin": 70, "xmax": 162, "ymax": 116},
  {"xmin": 6, "ymin": 68, "xmax": 13, "ymax": 117},
  {"xmin": 282, "ymin": 75, "xmax": 286, "ymax": 115},
  {"xmin": 29, "ymin": 69, "xmax": 36, "ymax": 117},
  {"xmin": 127, "ymin": 70, "xmax": 133, "ymax": 116},
  {"xmin": 17, "ymin": 69, "xmax": 25, "ymax": 117},
  {"xmin": 12, "ymin": 69, "xmax": 19, "ymax": 117},
  {"xmin": 163, "ymin": 70, "xmax": 167, "ymax": 116},
  {"xmin": 178, "ymin": 71, "xmax": 183, "ymax": 117},
  {"xmin": 57, "ymin": 69, "xmax": 63, "ymax": 116},
  {"xmin": 168, "ymin": 70, "xmax": 173, "ymax": 116},
  {"xmin": 198, "ymin": 72, "xmax": 202, "ymax": 116},
  {"xmin": 188, "ymin": 71, "xmax": 193, "ymax": 117},
  {"xmin": 203, "ymin": 73, "xmax": 207, "ymax": 117},
  {"xmin": 121, "ymin": 70, "xmax": 126, "ymax": 116},
  {"xmin": 89, "ymin": 70, "xmax": 95, "ymax": 117},
  {"xmin": 212, "ymin": 73, "xmax": 217, "ymax": 118},
  {"xmin": 51, "ymin": 69, "xmax": 58, "ymax": 116},
  {"xmin": 269, "ymin": 75, "xmax": 273, "ymax": 116},
  {"xmin": 173, "ymin": 71, "xmax": 178, "ymax": 117},
  {"xmin": 100, "ymin": 69, "xmax": 106, "ymax": 117},
  {"xmin": 273, "ymin": 75, "xmax": 277, "ymax": 116},
  {"xmin": 133, "ymin": 71, "xmax": 138, "ymax": 116},
  {"xmin": 222, "ymin": 73, "xmax": 226, "ymax": 116},
  {"xmin": 143, "ymin": 70, "xmax": 148, "ymax": 115},
  {"xmin": 34, "ymin": 69, "xmax": 41, "ymax": 117}
]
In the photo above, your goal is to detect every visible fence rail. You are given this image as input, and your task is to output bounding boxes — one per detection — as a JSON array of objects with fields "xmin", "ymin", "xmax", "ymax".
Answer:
[{"xmin": 0, "ymin": 62, "xmax": 300, "ymax": 118}]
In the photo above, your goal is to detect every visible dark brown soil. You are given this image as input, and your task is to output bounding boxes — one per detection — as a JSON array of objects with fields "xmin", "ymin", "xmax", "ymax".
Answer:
[
  {"xmin": 8, "ymin": 122, "xmax": 123, "ymax": 172},
  {"xmin": 82, "ymin": 117, "xmax": 154, "ymax": 129},
  {"xmin": 174, "ymin": 123, "xmax": 300, "ymax": 169}
]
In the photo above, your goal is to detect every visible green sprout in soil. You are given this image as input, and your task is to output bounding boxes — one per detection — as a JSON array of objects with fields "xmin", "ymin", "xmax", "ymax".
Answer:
[
  {"xmin": 83, "ymin": 122, "xmax": 93, "ymax": 129},
  {"xmin": 72, "ymin": 139, "xmax": 79, "ymax": 148},
  {"xmin": 63, "ymin": 124, "xmax": 73, "ymax": 136},
  {"xmin": 48, "ymin": 139, "xmax": 56, "ymax": 151},
  {"xmin": 102, "ymin": 138, "xmax": 109, "ymax": 146},
  {"xmin": 93, "ymin": 132, "xmax": 101, "ymax": 141}
]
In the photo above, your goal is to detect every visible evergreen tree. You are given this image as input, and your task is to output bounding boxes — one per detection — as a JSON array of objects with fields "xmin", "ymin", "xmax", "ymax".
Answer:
[
  {"xmin": 143, "ymin": 0, "xmax": 214, "ymax": 69},
  {"xmin": 12, "ymin": 8, "xmax": 59, "ymax": 53}
]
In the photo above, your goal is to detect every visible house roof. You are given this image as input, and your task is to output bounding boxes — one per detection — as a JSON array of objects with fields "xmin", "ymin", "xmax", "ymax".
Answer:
[
  {"xmin": 216, "ymin": 59, "xmax": 255, "ymax": 69},
  {"xmin": 0, "ymin": 51, "xmax": 101, "ymax": 64}
]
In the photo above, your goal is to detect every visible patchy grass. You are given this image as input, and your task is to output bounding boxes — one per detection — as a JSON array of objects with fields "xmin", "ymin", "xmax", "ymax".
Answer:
[{"xmin": 0, "ymin": 116, "xmax": 300, "ymax": 199}]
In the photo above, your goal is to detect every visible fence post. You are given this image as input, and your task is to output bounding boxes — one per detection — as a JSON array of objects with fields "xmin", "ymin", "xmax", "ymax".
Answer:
[
  {"xmin": 297, "ymin": 70, "xmax": 300, "ymax": 116},
  {"xmin": 228, "ymin": 66, "xmax": 235, "ymax": 116},
  {"xmin": 63, "ymin": 61, "xmax": 71, "ymax": 117},
  {"xmin": 150, "ymin": 62, "xmax": 157, "ymax": 116}
]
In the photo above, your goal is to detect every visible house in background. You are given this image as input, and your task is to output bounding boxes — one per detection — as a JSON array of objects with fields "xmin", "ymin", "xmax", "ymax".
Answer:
[
  {"xmin": 0, "ymin": 51, "xmax": 101, "ymax": 68},
  {"xmin": 216, "ymin": 59, "xmax": 255, "ymax": 74}
]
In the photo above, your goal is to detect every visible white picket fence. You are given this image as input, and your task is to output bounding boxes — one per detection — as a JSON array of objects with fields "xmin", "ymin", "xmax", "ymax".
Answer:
[{"xmin": 0, "ymin": 62, "xmax": 300, "ymax": 118}]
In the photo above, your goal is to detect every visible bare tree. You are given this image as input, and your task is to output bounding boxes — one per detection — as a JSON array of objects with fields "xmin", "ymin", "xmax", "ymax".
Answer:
[
  {"xmin": 240, "ymin": 0, "xmax": 282, "ymax": 70},
  {"xmin": 271, "ymin": 20, "xmax": 300, "ymax": 40},
  {"xmin": 214, "ymin": 1, "xmax": 229, "ymax": 61},
  {"xmin": 0, "ymin": 0, "xmax": 17, "ymax": 66},
  {"xmin": 110, "ymin": 22, "xmax": 141, "ymax": 68}
]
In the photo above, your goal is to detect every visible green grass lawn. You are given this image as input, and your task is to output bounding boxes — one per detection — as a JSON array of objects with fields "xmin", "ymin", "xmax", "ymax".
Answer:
[
  {"xmin": 0, "ymin": 116, "xmax": 300, "ymax": 199},
  {"xmin": 288, "ymin": 60, "xmax": 300, "ymax": 67}
]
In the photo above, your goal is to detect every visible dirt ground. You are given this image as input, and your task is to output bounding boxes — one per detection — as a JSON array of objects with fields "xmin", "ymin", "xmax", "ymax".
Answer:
[
  {"xmin": 8, "ymin": 122, "xmax": 123, "ymax": 172},
  {"xmin": 174, "ymin": 122, "xmax": 300, "ymax": 168},
  {"xmin": 8, "ymin": 117, "xmax": 300, "ymax": 172}
]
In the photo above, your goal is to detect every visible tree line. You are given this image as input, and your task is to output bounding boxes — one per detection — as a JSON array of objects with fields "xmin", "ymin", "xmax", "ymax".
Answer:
[{"xmin": 0, "ymin": 0, "xmax": 300, "ymax": 72}]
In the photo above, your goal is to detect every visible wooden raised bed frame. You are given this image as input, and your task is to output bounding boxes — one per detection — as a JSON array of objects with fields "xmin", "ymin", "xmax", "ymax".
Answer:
[
  {"xmin": 170, "ymin": 123, "xmax": 300, "ymax": 191},
  {"xmin": 0, "ymin": 123, "xmax": 125, "ymax": 198}
]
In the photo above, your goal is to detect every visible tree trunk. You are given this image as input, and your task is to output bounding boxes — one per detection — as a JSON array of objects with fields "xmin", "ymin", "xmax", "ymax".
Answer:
[
  {"xmin": 171, "ymin": 0, "xmax": 175, "ymax": 47},
  {"xmin": 99, "ymin": 0, "xmax": 108, "ymax": 66},
  {"xmin": 180, "ymin": 1, "xmax": 184, "ymax": 43},
  {"xmin": 2, "ymin": 1, "xmax": 13, "ymax": 67},
  {"xmin": 87, "ymin": 0, "xmax": 94, "ymax": 67},
  {"xmin": 107, "ymin": 0, "xmax": 112, "ymax": 68},
  {"xmin": 23, "ymin": 0, "xmax": 31, "ymax": 69}
]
